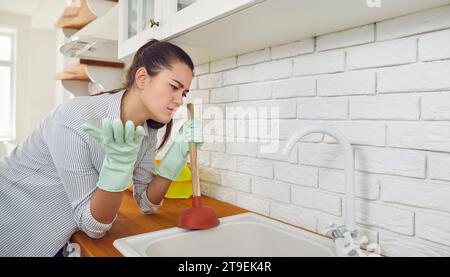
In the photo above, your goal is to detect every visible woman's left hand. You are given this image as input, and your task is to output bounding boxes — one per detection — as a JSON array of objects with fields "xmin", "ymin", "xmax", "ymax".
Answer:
[{"xmin": 156, "ymin": 120, "xmax": 203, "ymax": 181}]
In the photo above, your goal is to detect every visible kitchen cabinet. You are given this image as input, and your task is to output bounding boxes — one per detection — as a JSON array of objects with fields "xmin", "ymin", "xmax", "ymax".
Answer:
[
  {"xmin": 118, "ymin": 0, "xmax": 163, "ymax": 59},
  {"xmin": 119, "ymin": 0, "xmax": 450, "ymax": 65},
  {"xmin": 172, "ymin": 0, "xmax": 450, "ymax": 65},
  {"xmin": 118, "ymin": 0, "xmax": 263, "ymax": 59}
]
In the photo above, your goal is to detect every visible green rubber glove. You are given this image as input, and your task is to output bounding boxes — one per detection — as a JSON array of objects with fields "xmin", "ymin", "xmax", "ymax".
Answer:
[
  {"xmin": 156, "ymin": 120, "xmax": 203, "ymax": 181},
  {"xmin": 81, "ymin": 118, "xmax": 145, "ymax": 192}
]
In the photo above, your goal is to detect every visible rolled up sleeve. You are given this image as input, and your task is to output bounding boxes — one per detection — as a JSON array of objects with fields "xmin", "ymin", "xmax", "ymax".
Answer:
[
  {"xmin": 132, "ymin": 131, "xmax": 163, "ymax": 214},
  {"xmin": 46, "ymin": 119, "xmax": 114, "ymax": 239}
]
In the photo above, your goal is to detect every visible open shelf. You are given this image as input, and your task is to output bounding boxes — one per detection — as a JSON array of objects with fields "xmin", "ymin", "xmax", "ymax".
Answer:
[
  {"xmin": 55, "ymin": 0, "xmax": 117, "ymax": 30},
  {"xmin": 58, "ymin": 2, "xmax": 119, "ymax": 62},
  {"xmin": 55, "ymin": 58, "xmax": 125, "ymax": 96}
]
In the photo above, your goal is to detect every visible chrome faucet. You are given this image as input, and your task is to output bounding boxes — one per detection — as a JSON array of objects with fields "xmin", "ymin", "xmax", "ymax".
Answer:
[
  {"xmin": 282, "ymin": 124, "xmax": 381, "ymax": 257},
  {"xmin": 282, "ymin": 124, "xmax": 357, "ymax": 236}
]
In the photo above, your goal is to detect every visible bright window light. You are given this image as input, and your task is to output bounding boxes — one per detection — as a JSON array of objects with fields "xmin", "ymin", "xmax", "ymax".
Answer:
[{"xmin": 0, "ymin": 31, "xmax": 15, "ymax": 141}]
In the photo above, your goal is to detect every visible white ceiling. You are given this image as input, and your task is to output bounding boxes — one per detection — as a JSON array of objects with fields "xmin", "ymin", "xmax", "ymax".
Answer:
[
  {"xmin": 0, "ymin": 0, "xmax": 67, "ymax": 29},
  {"xmin": 0, "ymin": 0, "xmax": 42, "ymax": 16}
]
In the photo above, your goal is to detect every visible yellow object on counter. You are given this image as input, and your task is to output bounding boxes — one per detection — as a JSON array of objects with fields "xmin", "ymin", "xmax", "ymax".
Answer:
[
  {"xmin": 128, "ymin": 160, "xmax": 193, "ymax": 199},
  {"xmin": 160, "ymin": 159, "xmax": 193, "ymax": 199}
]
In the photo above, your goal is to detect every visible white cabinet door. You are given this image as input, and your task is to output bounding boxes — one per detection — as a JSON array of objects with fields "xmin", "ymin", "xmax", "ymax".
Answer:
[
  {"xmin": 118, "ymin": 0, "xmax": 163, "ymax": 59},
  {"xmin": 118, "ymin": 0, "xmax": 264, "ymax": 59},
  {"xmin": 160, "ymin": 0, "xmax": 264, "ymax": 40}
]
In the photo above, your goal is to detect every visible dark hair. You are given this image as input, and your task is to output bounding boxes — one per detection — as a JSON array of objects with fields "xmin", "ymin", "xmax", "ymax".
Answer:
[{"xmin": 92, "ymin": 39, "xmax": 194, "ymax": 150}]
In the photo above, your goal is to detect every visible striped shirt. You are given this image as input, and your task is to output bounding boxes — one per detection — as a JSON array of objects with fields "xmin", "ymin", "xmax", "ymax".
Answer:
[{"xmin": 0, "ymin": 90, "xmax": 161, "ymax": 257}]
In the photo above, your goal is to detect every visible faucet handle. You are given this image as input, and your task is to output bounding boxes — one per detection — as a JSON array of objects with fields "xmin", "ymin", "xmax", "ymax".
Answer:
[
  {"xmin": 323, "ymin": 223, "xmax": 346, "ymax": 239},
  {"xmin": 323, "ymin": 222, "xmax": 336, "ymax": 236}
]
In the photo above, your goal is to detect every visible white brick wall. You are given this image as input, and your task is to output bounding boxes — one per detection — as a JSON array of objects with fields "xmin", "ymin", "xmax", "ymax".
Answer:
[
  {"xmin": 299, "ymin": 143, "xmax": 345, "ymax": 169},
  {"xmin": 355, "ymin": 200, "xmax": 414, "ymax": 235},
  {"xmin": 355, "ymin": 147, "xmax": 426, "ymax": 178},
  {"xmin": 379, "ymin": 230, "xmax": 450, "ymax": 257},
  {"xmin": 197, "ymin": 151, "xmax": 210, "ymax": 167},
  {"xmin": 419, "ymin": 29, "xmax": 450, "ymax": 61},
  {"xmin": 198, "ymin": 72, "xmax": 222, "ymax": 89},
  {"xmin": 378, "ymin": 61, "xmax": 450, "ymax": 93},
  {"xmin": 257, "ymin": 140, "xmax": 298, "ymax": 164},
  {"xmin": 238, "ymin": 82, "xmax": 272, "ymax": 101},
  {"xmin": 293, "ymin": 51, "xmax": 344, "ymax": 76},
  {"xmin": 236, "ymin": 156, "xmax": 273, "ymax": 179},
  {"xmin": 323, "ymin": 121, "xmax": 386, "ymax": 146},
  {"xmin": 298, "ymin": 98, "xmax": 348, "ymax": 120},
  {"xmin": 206, "ymin": 183, "xmax": 237, "ymax": 204},
  {"xmin": 421, "ymin": 92, "xmax": 450, "ymax": 120},
  {"xmin": 252, "ymin": 177, "xmax": 291, "ymax": 203},
  {"xmin": 253, "ymin": 59, "xmax": 292, "ymax": 82},
  {"xmin": 416, "ymin": 211, "xmax": 450, "ymax": 247},
  {"xmin": 185, "ymin": 89, "xmax": 209, "ymax": 104},
  {"xmin": 235, "ymin": 193, "xmax": 271, "ymax": 216},
  {"xmin": 270, "ymin": 202, "xmax": 317, "ymax": 231},
  {"xmin": 210, "ymin": 86, "xmax": 238, "ymax": 103},
  {"xmin": 278, "ymin": 120, "xmax": 324, "ymax": 141},
  {"xmin": 271, "ymin": 39, "xmax": 314, "ymax": 60},
  {"xmin": 226, "ymin": 99, "xmax": 296, "ymax": 119},
  {"xmin": 346, "ymin": 37, "xmax": 417, "ymax": 70},
  {"xmin": 317, "ymin": 24, "xmax": 374, "ymax": 52},
  {"xmin": 221, "ymin": 171, "xmax": 252, "ymax": 193},
  {"xmin": 350, "ymin": 95, "xmax": 420, "ymax": 120},
  {"xmin": 222, "ymin": 66, "xmax": 253, "ymax": 86},
  {"xmin": 376, "ymin": 5, "xmax": 450, "ymax": 41},
  {"xmin": 199, "ymin": 167, "xmax": 221, "ymax": 184},
  {"xmin": 272, "ymin": 77, "xmax": 316, "ymax": 99},
  {"xmin": 319, "ymin": 168, "xmax": 380, "ymax": 200},
  {"xmin": 210, "ymin": 152, "xmax": 237, "ymax": 171},
  {"xmin": 237, "ymin": 48, "xmax": 270, "ymax": 66},
  {"xmin": 387, "ymin": 123, "xmax": 450, "ymax": 152},
  {"xmin": 195, "ymin": 63, "xmax": 210, "ymax": 75},
  {"xmin": 201, "ymin": 139, "xmax": 226, "ymax": 152},
  {"xmin": 225, "ymin": 140, "xmax": 258, "ymax": 157},
  {"xmin": 381, "ymin": 177, "xmax": 450, "ymax": 213},
  {"xmin": 317, "ymin": 70, "xmax": 376, "ymax": 96},
  {"xmin": 193, "ymin": 5, "xmax": 450, "ymax": 256},
  {"xmin": 210, "ymin": 57, "xmax": 236, "ymax": 73},
  {"xmin": 274, "ymin": 161, "xmax": 318, "ymax": 187},
  {"xmin": 291, "ymin": 186, "xmax": 342, "ymax": 216},
  {"xmin": 428, "ymin": 153, "xmax": 450, "ymax": 181}
]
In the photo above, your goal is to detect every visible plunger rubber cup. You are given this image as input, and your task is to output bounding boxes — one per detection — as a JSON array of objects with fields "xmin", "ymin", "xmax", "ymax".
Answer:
[{"xmin": 178, "ymin": 196, "xmax": 220, "ymax": 230}]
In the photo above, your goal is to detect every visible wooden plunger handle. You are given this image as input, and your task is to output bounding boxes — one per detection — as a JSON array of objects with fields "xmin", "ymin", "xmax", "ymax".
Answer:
[{"xmin": 187, "ymin": 103, "xmax": 201, "ymax": 197}]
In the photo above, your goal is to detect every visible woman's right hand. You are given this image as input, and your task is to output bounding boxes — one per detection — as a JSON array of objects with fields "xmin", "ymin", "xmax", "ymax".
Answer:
[{"xmin": 81, "ymin": 118, "xmax": 145, "ymax": 192}]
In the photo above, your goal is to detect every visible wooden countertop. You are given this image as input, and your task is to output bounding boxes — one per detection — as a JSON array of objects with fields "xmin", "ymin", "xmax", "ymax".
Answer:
[{"xmin": 70, "ymin": 191, "xmax": 248, "ymax": 257}]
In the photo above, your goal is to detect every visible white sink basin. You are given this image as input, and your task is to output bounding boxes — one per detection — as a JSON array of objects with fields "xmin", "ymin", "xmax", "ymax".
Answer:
[{"xmin": 113, "ymin": 212, "xmax": 336, "ymax": 257}]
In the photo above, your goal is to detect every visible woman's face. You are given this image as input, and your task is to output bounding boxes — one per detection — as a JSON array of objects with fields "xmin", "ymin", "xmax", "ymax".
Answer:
[{"xmin": 138, "ymin": 61, "xmax": 192, "ymax": 124}]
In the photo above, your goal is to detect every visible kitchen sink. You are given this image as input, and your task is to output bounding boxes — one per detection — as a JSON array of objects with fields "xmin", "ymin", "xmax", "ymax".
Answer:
[{"xmin": 113, "ymin": 212, "xmax": 336, "ymax": 257}]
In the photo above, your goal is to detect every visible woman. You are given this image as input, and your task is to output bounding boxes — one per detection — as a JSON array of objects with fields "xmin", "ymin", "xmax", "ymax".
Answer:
[{"xmin": 0, "ymin": 39, "xmax": 202, "ymax": 257}]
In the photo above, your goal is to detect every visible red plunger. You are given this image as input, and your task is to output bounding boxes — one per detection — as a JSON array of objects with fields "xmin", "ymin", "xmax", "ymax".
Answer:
[{"xmin": 178, "ymin": 103, "xmax": 220, "ymax": 230}]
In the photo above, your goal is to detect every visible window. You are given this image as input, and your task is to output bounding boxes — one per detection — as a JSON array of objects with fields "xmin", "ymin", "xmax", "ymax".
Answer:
[{"xmin": 0, "ymin": 29, "xmax": 15, "ymax": 141}]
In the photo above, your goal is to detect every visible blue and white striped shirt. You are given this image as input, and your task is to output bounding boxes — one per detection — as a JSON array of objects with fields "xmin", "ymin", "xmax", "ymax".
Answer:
[{"xmin": 0, "ymin": 90, "xmax": 161, "ymax": 257}]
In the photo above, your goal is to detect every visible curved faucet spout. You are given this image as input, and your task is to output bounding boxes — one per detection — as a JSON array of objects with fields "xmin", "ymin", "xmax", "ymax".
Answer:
[{"xmin": 282, "ymin": 124, "xmax": 356, "ymax": 234}]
